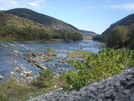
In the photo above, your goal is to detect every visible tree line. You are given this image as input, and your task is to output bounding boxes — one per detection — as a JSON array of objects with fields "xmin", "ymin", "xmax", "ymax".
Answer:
[{"xmin": 93, "ymin": 24, "xmax": 134, "ymax": 49}]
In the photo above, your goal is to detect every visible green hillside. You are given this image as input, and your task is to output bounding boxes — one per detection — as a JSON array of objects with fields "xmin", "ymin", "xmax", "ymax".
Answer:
[
  {"xmin": 0, "ymin": 9, "xmax": 83, "ymax": 41},
  {"xmin": 4, "ymin": 8, "xmax": 79, "ymax": 33},
  {"xmin": 93, "ymin": 13, "xmax": 134, "ymax": 49},
  {"xmin": 0, "ymin": 11, "xmax": 49, "ymax": 41},
  {"xmin": 102, "ymin": 13, "xmax": 134, "ymax": 36}
]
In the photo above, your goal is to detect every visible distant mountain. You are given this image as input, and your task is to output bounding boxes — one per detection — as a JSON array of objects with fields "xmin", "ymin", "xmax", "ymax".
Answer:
[
  {"xmin": 4, "ymin": 8, "xmax": 80, "ymax": 33},
  {"xmin": 93, "ymin": 13, "xmax": 134, "ymax": 49},
  {"xmin": 79, "ymin": 29, "xmax": 97, "ymax": 35},
  {"xmin": 79, "ymin": 29, "xmax": 97, "ymax": 34}
]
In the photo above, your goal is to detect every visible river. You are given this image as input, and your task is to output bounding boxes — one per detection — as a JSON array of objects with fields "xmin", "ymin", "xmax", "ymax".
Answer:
[{"xmin": 0, "ymin": 40, "xmax": 104, "ymax": 83}]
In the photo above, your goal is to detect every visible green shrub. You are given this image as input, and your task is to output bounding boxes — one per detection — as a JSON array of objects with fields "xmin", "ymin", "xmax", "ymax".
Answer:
[
  {"xmin": 67, "ymin": 51, "xmax": 92, "ymax": 58},
  {"xmin": 35, "ymin": 69, "xmax": 56, "ymax": 88},
  {"xmin": 47, "ymin": 47, "xmax": 55, "ymax": 53},
  {"xmin": 63, "ymin": 48, "xmax": 134, "ymax": 91}
]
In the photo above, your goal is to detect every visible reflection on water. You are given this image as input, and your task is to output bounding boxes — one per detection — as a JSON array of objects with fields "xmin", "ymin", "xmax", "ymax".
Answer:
[{"xmin": 0, "ymin": 40, "xmax": 104, "ymax": 82}]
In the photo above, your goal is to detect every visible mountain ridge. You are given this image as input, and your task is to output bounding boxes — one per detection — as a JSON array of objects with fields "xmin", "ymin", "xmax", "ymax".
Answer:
[
  {"xmin": 0, "ymin": 9, "xmax": 83, "ymax": 41},
  {"xmin": 4, "ymin": 8, "xmax": 80, "ymax": 33},
  {"xmin": 79, "ymin": 29, "xmax": 97, "ymax": 34},
  {"xmin": 102, "ymin": 13, "xmax": 134, "ymax": 35}
]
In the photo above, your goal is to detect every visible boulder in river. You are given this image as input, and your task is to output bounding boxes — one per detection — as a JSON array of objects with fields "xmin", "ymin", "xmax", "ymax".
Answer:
[
  {"xmin": 0, "ymin": 74, "xmax": 3, "ymax": 79},
  {"xmin": 11, "ymin": 50, "xmax": 21, "ymax": 54},
  {"xmin": 34, "ymin": 62, "xmax": 48, "ymax": 70}
]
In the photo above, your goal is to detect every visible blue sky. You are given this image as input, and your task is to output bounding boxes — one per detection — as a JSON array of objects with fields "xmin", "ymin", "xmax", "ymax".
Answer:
[{"xmin": 0, "ymin": 0, "xmax": 134, "ymax": 34}]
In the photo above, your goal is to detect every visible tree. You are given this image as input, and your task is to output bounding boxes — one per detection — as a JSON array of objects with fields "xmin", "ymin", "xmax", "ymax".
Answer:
[
  {"xmin": 107, "ymin": 26, "xmax": 129, "ymax": 48},
  {"xmin": 72, "ymin": 33, "xmax": 83, "ymax": 41}
]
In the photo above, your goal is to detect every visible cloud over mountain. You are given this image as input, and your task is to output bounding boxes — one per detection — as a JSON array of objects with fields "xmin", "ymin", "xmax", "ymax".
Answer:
[
  {"xmin": 27, "ymin": 0, "xmax": 45, "ymax": 8},
  {"xmin": 0, "ymin": 0, "xmax": 19, "ymax": 9},
  {"xmin": 109, "ymin": 3, "xmax": 134, "ymax": 11}
]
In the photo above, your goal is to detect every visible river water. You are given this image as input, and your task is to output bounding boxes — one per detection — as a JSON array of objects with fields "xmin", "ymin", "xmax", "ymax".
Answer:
[{"xmin": 0, "ymin": 40, "xmax": 103, "ymax": 83}]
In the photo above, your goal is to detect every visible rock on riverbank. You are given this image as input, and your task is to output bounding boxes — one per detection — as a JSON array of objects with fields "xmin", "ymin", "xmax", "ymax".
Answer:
[{"xmin": 29, "ymin": 68, "xmax": 134, "ymax": 101}]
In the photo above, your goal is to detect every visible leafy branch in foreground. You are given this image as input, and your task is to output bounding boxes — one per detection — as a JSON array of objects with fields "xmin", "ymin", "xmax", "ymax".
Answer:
[{"xmin": 63, "ymin": 48, "xmax": 134, "ymax": 91}]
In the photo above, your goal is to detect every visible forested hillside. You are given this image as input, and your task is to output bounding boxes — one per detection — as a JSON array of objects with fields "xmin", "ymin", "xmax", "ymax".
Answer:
[
  {"xmin": 4, "ymin": 8, "xmax": 79, "ymax": 33},
  {"xmin": 93, "ymin": 13, "xmax": 134, "ymax": 49},
  {"xmin": 0, "ymin": 11, "xmax": 49, "ymax": 41},
  {"xmin": 0, "ymin": 9, "xmax": 83, "ymax": 41}
]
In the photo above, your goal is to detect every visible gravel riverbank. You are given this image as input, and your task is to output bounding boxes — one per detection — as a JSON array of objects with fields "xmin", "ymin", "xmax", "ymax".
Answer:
[{"xmin": 28, "ymin": 68, "xmax": 134, "ymax": 101}]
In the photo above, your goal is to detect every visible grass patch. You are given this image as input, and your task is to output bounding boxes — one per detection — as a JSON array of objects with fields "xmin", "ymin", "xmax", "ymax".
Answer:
[
  {"xmin": 40, "ymin": 56, "xmax": 54, "ymax": 62},
  {"xmin": 26, "ymin": 48, "xmax": 59, "ymax": 62},
  {"xmin": 47, "ymin": 47, "xmax": 55, "ymax": 53},
  {"xmin": 67, "ymin": 51, "xmax": 92, "ymax": 58},
  {"xmin": 56, "ymin": 56, "xmax": 64, "ymax": 59}
]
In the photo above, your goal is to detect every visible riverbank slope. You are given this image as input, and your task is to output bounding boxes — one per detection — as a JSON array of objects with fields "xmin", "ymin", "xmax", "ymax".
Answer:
[{"xmin": 29, "ymin": 67, "xmax": 134, "ymax": 101}]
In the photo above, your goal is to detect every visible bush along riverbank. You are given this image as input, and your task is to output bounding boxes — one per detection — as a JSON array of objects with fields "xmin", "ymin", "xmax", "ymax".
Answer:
[{"xmin": 0, "ymin": 47, "xmax": 134, "ymax": 101}]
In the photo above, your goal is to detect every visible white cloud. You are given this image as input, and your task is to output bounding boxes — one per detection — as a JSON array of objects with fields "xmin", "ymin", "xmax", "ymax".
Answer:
[
  {"xmin": 109, "ymin": 3, "xmax": 134, "ymax": 11},
  {"xmin": 0, "ymin": 0, "xmax": 19, "ymax": 10},
  {"xmin": 27, "ymin": 0, "xmax": 45, "ymax": 8},
  {"xmin": 9, "ymin": 1, "xmax": 18, "ymax": 7}
]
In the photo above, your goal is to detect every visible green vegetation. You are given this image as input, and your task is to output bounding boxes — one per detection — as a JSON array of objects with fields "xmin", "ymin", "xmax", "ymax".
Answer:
[
  {"xmin": 1, "ymin": 46, "xmax": 134, "ymax": 100},
  {"xmin": 26, "ymin": 48, "xmax": 58, "ymax": 62},
  {"xmin": 0, "ymin": 72, "xmax": 65, "ymax": 101},
  {"xmin": 93, "ymin": 24, "xmax": 134, "ymax": 49},
  {"xmin": 0, "ymin": 11, "xmax": 49, "ymax": 41},
  {"xmin": 93, "ymin": 13, "xmax": 134, "ymax": 49},
  {"xmin": 0, "ymin": 11, "xmax": 83, "ymax": 41},
  {"xmin": 34, "ymin": 69, "xmax": 56, "ymax": 88},
  {"xmin": 92, "ymin": 35, "xmax": 104, "ymax": 41},
  {"xmin": 67, "ymin": 51, "xmax": 92, "ymax": 58},
  {"xmin": 1, "ymin": 8, "xmax": 134, "ymax": 100},
  {"xmin": 47, "ymin": 47, "xmax": 55, "ymax": 53},
  {"xmin": 52, "ymin": 30, "xmax": 83, "ymax": 41},
  {"xmin": 62, "ymin": 47, "xmax": 134, "ymax": 91},
  {"xmin": 106, "ymin": 26, "xmax": 129, "ymax": 48},
  {"xmin": 4, "ymin": 8, "xmax": 79, "ymax": 33}
]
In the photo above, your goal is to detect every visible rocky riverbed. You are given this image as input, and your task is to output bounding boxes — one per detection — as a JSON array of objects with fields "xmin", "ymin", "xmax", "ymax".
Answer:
[
  {"xmin": 29, "ymin": 67, "xmax": 134, "ymax": 101},
  {"xmin": 0, "ymin": 40, "xmax": 103, "ymax": 83},
  {"xmin": 0, "ymin": 45, "xmax": 94, "ymax": 85}
]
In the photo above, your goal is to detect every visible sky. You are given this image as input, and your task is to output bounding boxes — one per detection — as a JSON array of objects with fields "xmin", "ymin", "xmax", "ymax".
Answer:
[{"xmin": 0, "ymin": 0, "xmax": 134, "ymax": 34}]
